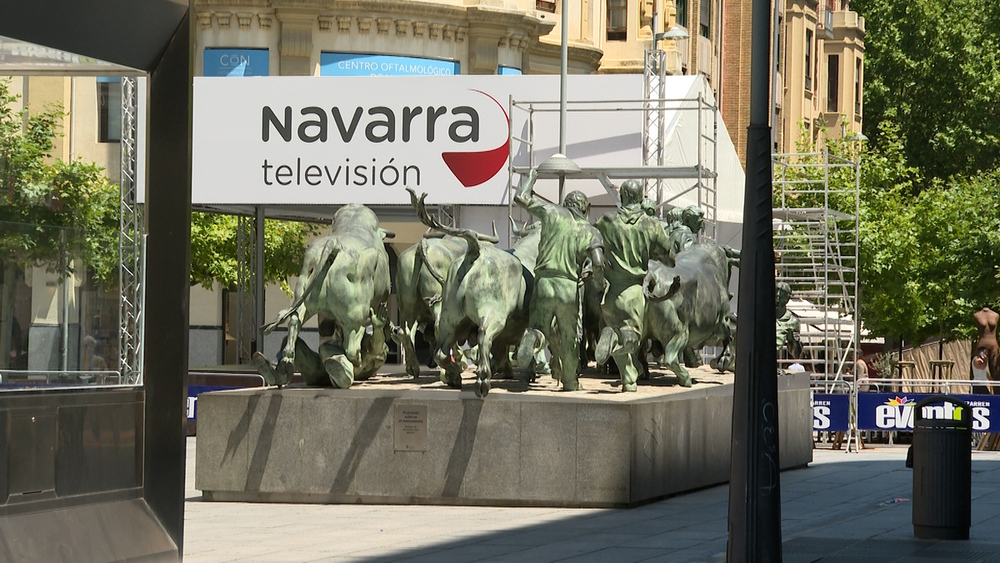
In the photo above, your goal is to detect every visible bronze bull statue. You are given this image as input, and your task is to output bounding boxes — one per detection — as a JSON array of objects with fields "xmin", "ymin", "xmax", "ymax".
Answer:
[
  {"xmin": 409, "ymin": 188, "xmax": 530, "ymax": 397},
  {"xmin": 253, "ymin": 204, "xmax": 393, "ymax": 388},
  {"xmin": 643, "ymin": 243, "xmax": 737, "ymax": 386},
  {"xmin": 392, "ymin": 233, "xmax": 470, "ymax": 378}
]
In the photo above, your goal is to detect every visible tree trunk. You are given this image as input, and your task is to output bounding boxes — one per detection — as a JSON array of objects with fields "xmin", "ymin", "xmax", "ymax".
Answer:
[{"xmin": 0, "ymin": 261, "xmax": 17, "ymax": 370}]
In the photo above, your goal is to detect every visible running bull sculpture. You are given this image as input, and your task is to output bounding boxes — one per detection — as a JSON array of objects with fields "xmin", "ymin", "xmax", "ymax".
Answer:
[
  {"xmin": 392, "ymin": 233, "xmax": 470, "ymax": 378},
  {"xmin": 253, "ymin": 204, "xmax": 394, "ymax": 388},
  {"xmin": 392, "ymin": 222, "xmax": 502, "ymax": 378},
  {"xmin": 643, "ymin": 243, "xmax": 737, "ymax": 386},
  {"xmin": 409, "ymin": 188, "xmax": 530, "ymax": 397}
]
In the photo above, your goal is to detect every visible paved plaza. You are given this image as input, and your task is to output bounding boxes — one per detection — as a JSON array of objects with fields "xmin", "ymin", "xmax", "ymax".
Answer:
[{"xmin": 183, "ymin": 438, "xmax": 1000, "ymax": 562}]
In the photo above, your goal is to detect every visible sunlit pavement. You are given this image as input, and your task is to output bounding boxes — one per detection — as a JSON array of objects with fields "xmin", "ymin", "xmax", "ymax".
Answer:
[{"xmin": 184, "ymin": 438, "xmax": 1000, "ymax": 562}]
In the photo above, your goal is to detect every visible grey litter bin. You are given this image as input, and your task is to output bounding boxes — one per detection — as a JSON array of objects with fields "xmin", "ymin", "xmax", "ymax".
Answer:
[{"xmin": 912, "ymin": 395, "xmax": 971, "ymax": 540}]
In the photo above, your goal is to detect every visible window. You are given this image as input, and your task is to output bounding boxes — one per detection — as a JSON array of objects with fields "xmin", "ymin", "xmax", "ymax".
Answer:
[
  {"xmin": 676, "ymin": 0, "xmax": 688, "ymax": 28},
  {"xmin": 827, "ymin": 54, "xmax": 839, "ymax": 113},
  {"xmin": 699, "ymin": 0, "xmax": 711, "ymax": 39},
  {"xmin": 855, "ymin": 57, "xmax": 863, "ymax": 114},
  {"xmin": 202, "ymin": 48, "xmax": 270, "ymax": 77},
  {"xmin": 97, "ymin": 77, "xmax": 121, "ymax": 143},
  {"xmin": 536, "ymin": 0, "xmax": 556, "ymax": 12},
  {"xmin": 804, "ymin": 29, "xmax": 813, "ymax": 92},
  {"xmin": 607, "ymin": 0, "xmax": 627, "ymax": 40},
  {"xmin": 776, "ymin": 15, "xmax": 783, "ymax": 74}
]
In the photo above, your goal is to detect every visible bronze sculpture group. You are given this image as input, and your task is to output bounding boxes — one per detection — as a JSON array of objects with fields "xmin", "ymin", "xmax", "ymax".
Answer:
[{"xmin": 254, "ymin": 169, "xmax": 746, "ymax": 397}]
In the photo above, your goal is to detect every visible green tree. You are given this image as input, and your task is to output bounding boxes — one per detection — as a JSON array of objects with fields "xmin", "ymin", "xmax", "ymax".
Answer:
[
  {"xmin": 0, "ymin": 78, "xmax": 121, "ymax": 368},
  {"xmin": 857, "ymin": 124, "xmax": 1000, "ymax": 345},
  {"xmin": 849, "ymin": 0, "xmax": 1000, "ymax": 345},
  {"xmin": 189, "ymin": 212, "xmax": 318, "ymax": 295},
  {"xmin": 853, "ymin": 0, "xmax": 1000, "ymax": 182}
]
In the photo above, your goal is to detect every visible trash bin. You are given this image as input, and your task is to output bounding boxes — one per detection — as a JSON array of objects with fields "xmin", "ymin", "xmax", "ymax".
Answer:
[{"xmin": 912, "ymin": 395, "xmax": 971, "ymax": 540}]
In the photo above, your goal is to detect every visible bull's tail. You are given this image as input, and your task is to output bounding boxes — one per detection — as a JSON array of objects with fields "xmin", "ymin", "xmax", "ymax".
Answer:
[
  {"xmin": 419, "ymin": 236, "xmax": 447, "ymax": 285},
  {"xmin": 261, "ymin": 238, "xmax": 340, "ymax": 334},
  {"xmin": 643, "ymin": 273, "xmax": 681, "ymax": 302},
  {"xmin": 407, "ymin": 186, "xmax": 496, "ymax": 262}
]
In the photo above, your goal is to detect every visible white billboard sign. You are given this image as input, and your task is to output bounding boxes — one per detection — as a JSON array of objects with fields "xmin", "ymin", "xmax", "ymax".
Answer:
[{"xmin": 191, "ymin": 74, "xmax": 647, "ymax": 206}]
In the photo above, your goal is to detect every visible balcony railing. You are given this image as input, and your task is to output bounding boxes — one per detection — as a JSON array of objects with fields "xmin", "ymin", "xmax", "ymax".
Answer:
[{"xmin": 817, "ymin": 0, "xmax": 835, "ymax": 38}]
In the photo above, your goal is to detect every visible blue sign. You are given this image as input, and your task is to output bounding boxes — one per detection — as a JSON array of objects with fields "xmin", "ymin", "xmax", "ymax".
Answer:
[
  {"xmin": 203, "ymin": 48, "xmax": 269, "ymax": 77},
  {"xmin": 320, "ymin": 53, "xmax": 459, "ymax": 76},
  {"xmin": 857, "ymin": 392, "xmax": 999, "ymax": 432},
  {"xmin": 812, "ymin": 394, "xmax": 850, "ymax": 431},
  {"xmin": 498, "ymin": 66, "xmax": 522, "ymax": 75},
  {"xmin": 187, "ymin": 384, "xmax": 239, "ymax": 420}
]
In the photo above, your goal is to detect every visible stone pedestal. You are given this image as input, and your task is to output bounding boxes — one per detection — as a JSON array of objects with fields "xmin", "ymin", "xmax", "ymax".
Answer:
[{"xmin": 196, "ymin": 371, "xmax": 811, "ymax": 507}]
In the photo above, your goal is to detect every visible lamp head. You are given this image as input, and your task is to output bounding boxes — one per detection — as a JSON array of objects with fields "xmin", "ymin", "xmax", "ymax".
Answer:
[
  {"xmin": 655, "ymin": 26, "xmax": 690, "ymax": 41},
  {"xmin": 536, "ymin": 154, "xmax": 582, "ymax": 178}
]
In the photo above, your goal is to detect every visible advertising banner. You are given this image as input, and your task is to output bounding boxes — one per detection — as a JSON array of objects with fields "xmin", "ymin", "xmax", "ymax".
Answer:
[
  {"xmin": 203, "ymin": 48, "xmax": 269, "ymax": 77},
  {"xmin": 856, "ymin": 392, "xmax": 999, "ymax": 431},
  {"xmin": 187, "ymin": 384, "xmax": 237, "ymax": 420},
  {"xmin": 192, "ymin": 74, "xmax": 650, "ymax": 206},
  {"xmin": 812, "ymin": 393, "xmax": 850, "ymax": 432},
  {"xmin": 320, "ymin": 53, "xmax": 459, "ymax": 76}
]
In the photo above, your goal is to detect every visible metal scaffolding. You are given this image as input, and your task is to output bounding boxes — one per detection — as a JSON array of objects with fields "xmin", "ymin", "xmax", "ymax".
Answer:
[
  {"xmin": 507, "ymin": 68, "xmax": 720, "ymax": 243},
  {"xmin": 118, "ymin": 76, "xmax": 144, "ymax": 385},
  {"xmin": 772, "ymin": 149, "xmax": 860, "ymax": 388},
  {"xmin": 235, "ymin": 209, "xmax": 264, "ymax": 364},
  {"xmin": 642, "ymin": 49, "xmax": 719, "ymax": 242}
]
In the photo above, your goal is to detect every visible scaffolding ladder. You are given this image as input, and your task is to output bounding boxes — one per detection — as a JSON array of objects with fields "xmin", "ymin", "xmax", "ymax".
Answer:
[
  {"xmin": 772, "ymin": 149, "xmax": 860, "ymax": 389},
  {"xmin": 642, "ymin": 49, "xmax": 719, "ymax": 243}
]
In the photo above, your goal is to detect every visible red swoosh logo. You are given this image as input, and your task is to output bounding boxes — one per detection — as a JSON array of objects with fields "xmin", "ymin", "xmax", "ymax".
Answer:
[{"xmin": 441, "ymin": 90, "xmax": 509, "ymax": 188}]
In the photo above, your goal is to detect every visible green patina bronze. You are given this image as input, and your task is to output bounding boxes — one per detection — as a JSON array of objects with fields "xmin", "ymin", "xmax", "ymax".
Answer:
[
  {"xmin": 252, "ymin": 204, "xmax": 393, "ymax": 388},
  {"xmin": 407, "ymin": 188, "xmax": 530, "ymax": 398},
  {"xmin": 595, "ymin": 180, "xmax": 673, "ymax": 392},
  {"xmin": 392, "ymin": 233, "xmax": 470, "ymax": 378},
  {"xmin": 644, "ymin": 243, "xmax": 738, "ymax": 385},
  {"xmin": 776, "ymin": 281, "xmax": 803, "ymax": 359},
  {"xmin": 513, "ymin": 169, "xmax": 604, "ymax": 391}
]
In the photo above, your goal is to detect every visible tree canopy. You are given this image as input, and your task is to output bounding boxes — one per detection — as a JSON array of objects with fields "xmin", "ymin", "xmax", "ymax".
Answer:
[
  {"xmin": 845, "ymin": 0, "xmax": 1000, "ymax": 344},
  {"xmin": 190, "ymin": 212, "xmax": 318, "ymax": 295},
  {"xmin": 2, "ymin": 76, "xmax": 317, "ymax": 296},
  {"xmin": 853, "ymin": 0, "xmax": 1000, "ymax": 182},
  {"xmin": 0, "ymin": 78, "xmax": 119, "ymax": 283}
]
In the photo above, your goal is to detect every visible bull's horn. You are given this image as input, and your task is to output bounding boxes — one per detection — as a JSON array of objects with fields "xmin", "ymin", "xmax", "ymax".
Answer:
[
  {"xmin": 380, "ymin": 228, "xmax": 396, "ymax": 240},
  {"xmin": 509, "ymin": 217, "xmax": 532, "ymax": 238},
  {"xmin": 422, "ymin": 228, "xmax": 445, "ymax": 240},
  {"xmin": 474, "ymin": 222, "xmax": 500, "ymax": 243},
  {"xmin": 508, "ymin": 216, "xmax": 522, "ymax": 237}
]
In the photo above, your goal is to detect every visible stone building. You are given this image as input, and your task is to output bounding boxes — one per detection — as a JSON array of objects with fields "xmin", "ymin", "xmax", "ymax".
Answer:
[
  {"xmin": 2, "ymin": 0, "xmax": 864, "ymax": 370},
  {"xmin": 722, "ymin": 0, "xmax": 865, "ymax": 164}
]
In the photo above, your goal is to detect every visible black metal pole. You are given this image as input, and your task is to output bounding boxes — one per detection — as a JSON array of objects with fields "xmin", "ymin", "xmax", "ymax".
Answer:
[
  {"xmin": 144, "ymin": 11, "xmax": 192, "ymax": 552},
  {"xmin": 726, "ymin": 0, "xmax": 782, "ymax": 557}
]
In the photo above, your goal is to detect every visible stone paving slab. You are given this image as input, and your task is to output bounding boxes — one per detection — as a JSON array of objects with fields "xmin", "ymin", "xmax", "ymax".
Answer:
[{"xmin": 184, "ymin": 437, "xmax": 1000, "ymax": 562}]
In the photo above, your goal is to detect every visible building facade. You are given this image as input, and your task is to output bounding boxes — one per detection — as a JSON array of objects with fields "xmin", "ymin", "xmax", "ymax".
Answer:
[
  {"xmin": 722, "ymin": 0, "xmax": 865, "ymax": 165},
  {"xmin": 3, "ymin": 0, "xmax": 862, "ymax": 370}
]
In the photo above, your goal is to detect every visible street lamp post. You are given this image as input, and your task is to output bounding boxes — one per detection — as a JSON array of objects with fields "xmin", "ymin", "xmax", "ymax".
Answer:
[
  {"xmin": 726, "ymin": 0, "xmax": 783, "ymax": 559},
  {"xmin": 559, "ymin": 0, "xmax": 569, "ymax": 203}
]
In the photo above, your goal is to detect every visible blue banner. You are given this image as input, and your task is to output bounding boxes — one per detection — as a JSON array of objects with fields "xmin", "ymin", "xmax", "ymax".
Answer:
[
  {"xmin": 857, "ymin": 392, "xmax": 999, "ymax": 431},
  {"xmin": 203, "ymin": 48, "xmax": 269, "ymax": 77},
  {"xmin": 812, "ymin": 394, "xmax": 850, "ymax": 431},
  {"xmin": 498, "ymin": 66, "xmax": 522, "ymax": 75},
  {"xmin": 187, "ymin": 384, "xmax": 240, "ymax": 420},
  {"xmin": 320, "ymin": 53, "xmax": 459, "ymax": 76}
]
